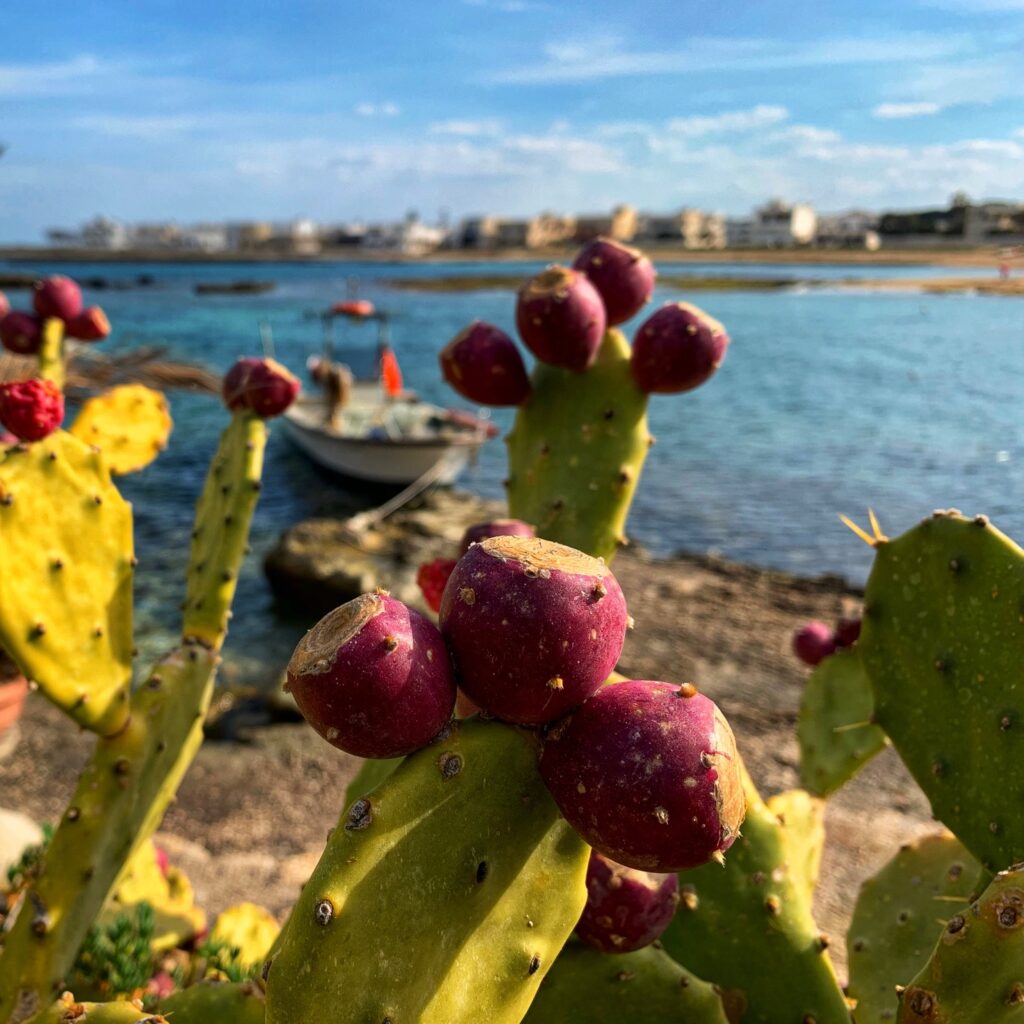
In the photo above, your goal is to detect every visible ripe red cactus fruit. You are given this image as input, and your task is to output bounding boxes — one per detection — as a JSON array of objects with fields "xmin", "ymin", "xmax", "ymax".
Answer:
[
  {"xmin": 222, "ymin": 357, "xmax": 300, "ymax": 418},
  {"xmin": 575, "ymin": 850, "xmax": 679, "ymax": 954},
  {"xmin": 0, "ymin": 312, "xmax": 43, "ymax": 356},
  {"xmin": 631, "ymin": 302, "xmax": 729, "ymax": 394},
  {"xmin": 417, "ymin": 557, "xmax": 457, "ymax": 614},
  {"xmin": 65, "ymin": 306, "xmax": 111, "ymax": 342},
  {"xmin": 439, "ymin": 536, "xmax": 628, "ymax": 726},
  {"xmin": 834, "ymin": 617, "xmax": 861, "ymax": 649},
  {"xmin": 572, "ymin": 237, "xmax": 656, "ymax": 326},
  {"xmin": 439, "ymin": 321, "xmax": 531, "ymax": 406},
  {"xmin": 458, "ymin": 518, "xmax": 535, "ymax": 555},
  {"xmin": 286, "ymin": 592, "xmax": 457, "ymax": 759},
  {"xmin": 32, "ymin": 275, "xmax": 83, "ymax": 323},
  {"xmin": 540, "ymin": 681, "xmax": 745, "ymax": 872},
  {"xmin": 792, "ymin": 621, "xmax": 837, "ymax": 666},
  {"xmin": 0, "ymin": 292, "xmax": 8, "ymax": 318},
  {"xmin": 0, "ymin": 378, "xmax": 65, "ymax": 442},
  {"xmin": 515, "ymin": 265, "xmax": 607, "ymax": 372}
]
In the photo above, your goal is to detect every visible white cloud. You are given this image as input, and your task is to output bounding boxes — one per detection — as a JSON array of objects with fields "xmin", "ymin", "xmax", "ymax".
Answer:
[
  {"xmin": 873, "ymin": 101, "xmax": 943, "ymax": 119},
  {"xmin": 774, "ymin": 125, "xmax": 842, "ymax": 144},
  {"xmin": 354, "ymin": 102, "xmax": 400, "ymax": 117},
  {"xmin": 428, "ymin": 119, "xmax": 503, "ymax": 137},
  {"xmin": 0, "ymin": 54, "xmax": 105, "ymax": 97},
  {"xmin": 667, "ymin": 105, "xmax": 789, "ymax": 136},
  {"xmin": 72, "ymin": 114, "xmax": 202, "ymax": 139}
]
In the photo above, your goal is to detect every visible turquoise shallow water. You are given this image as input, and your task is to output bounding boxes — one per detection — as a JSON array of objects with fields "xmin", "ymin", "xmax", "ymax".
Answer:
[{"xmin": 2, "ymin": 258, "xmax": 1021, "ymax": 682}]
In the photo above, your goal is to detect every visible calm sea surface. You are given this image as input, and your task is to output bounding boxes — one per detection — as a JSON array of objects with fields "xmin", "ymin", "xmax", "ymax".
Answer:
[{"xmin": 2, "ymin": 257, "xmax": 1021, "ymax": 683}]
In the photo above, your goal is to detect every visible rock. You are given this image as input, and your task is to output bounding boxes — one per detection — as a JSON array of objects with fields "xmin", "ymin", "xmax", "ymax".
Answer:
[
  {"xmin": 263, "ymin": 489, "xmax": 501, "ymax": 618},
  {"xmin": 0, "ymin": 807, "xmax": 43, "ymax": 877}
]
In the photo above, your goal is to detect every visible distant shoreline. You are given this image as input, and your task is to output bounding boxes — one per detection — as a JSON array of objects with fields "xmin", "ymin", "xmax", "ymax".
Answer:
[{"xmin": 0, "ymin": 244, "xmax": 1014, "ymax": 268}]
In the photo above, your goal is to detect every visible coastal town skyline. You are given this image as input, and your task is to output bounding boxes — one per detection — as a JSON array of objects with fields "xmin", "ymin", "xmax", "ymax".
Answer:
[{"xmin": 2, "ymin": 0, "xmax": 1024, "ymax": 243}]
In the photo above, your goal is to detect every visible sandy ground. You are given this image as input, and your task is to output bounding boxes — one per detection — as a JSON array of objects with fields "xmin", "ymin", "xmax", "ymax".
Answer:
[{"xmin": 0, "ymin": 537, "xmax": 935, "ymax": 983}]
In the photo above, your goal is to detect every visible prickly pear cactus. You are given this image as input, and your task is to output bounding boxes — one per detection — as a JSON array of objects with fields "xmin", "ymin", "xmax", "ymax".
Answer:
[
  {"xmin": 661, "ymin": 766, "xmax": 851, "ymax": 1024},
  {"xmin": 211, "ymin": 904, "xmax": 280, "ymax": 968},
  {"xmin": 98, "ymin": 839, "xmax": 205, "ymax": 953},
  {"xmin": 522, "ymin": 941, "xmax": 728, "ymax": 1024},
  {"xmin": 36, "ymin": 993, "xmax": 164, "ymax": 1024},
  {"xmin": 847, "ymin": 831, "xmax": 982, "ymax": 1023},
  {"xmin": 896, "ymin": 862, "xmax": 1024, "ymax": 1022},
  {"xmin": 0, "ymin": 430, "xmax": 134, "ymax": 735},
  {"xmin": 765, "ymin": 789, "xmax": 826, "ymax": 904},
  {"xmin": 160, "ymin": 980, "xmax": 266, "ymax": 1024},
  {"xmin": 183, "ymin": 413, "xmax": 266, "ymax": 648},
  {"xmin": 70, "ymin": 385, "xmax": 173, "ymax": 475},
  {"xmin": 798, "ymin": 648, "xmax": 887, "ymax": 797},
  {"xmin": 37, "ymin": 319, "xmax": 66, "ymax": 391},
  {"xmin": 265, "ymin": 718, "xmax": 590, "ymax": 1024},
  {"xmin": 506, "ymin": 329, "xmax": 651, "ymax": 562},
  {"xmin": 860, "ymin": 511, "xmax": 1024, "ymax": 870}
]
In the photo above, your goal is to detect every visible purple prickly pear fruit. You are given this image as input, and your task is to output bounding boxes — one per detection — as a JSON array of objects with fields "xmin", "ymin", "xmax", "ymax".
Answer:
[
  {"xmin": 222, "ymin": 357, "xmax": 261, "ymax": 411},
  {"xmin": 32, "ymin": 275, "xmax": 83, "ymax": 323},
  {"xmin": 286, "ymin": 592, "xmax": 457, "ymax": 758},
  {"xmin": 65, "ymin": 306, "xmax": 111, "ymax": 342},
  {"xmin": 631, "ymin": 302, "xmax": 729, "ymax": 394},
  {"xmin": 439, "ymin": 536, "xmax": 627, "ymax": 726},
  {"xmin": 515, "ymin": 265, "xmax": 606, "ymax": 372},
  {"xmin": 540, "ymin": 681, "xmax": 745, "ymax": 872},
  {"xmin": 575, "ymin": 850, "xmax": 679, "ymax": 954},
  {"xmin": 0, "ymin": 378, "xmax": 65, "ymax": 442},
  {"xmin": 572, "ymin": 237, "xmax": 656, "ymax": 326},
  {"xmin": 222, "ymin": 357, "xmax": 300, "ymax": 417},
  {"xmin": 0, "ymin": 292, "xmax": 8, "ymax": 318},
  {"xmin": 458, "ymin": 518, "xmax": 535, "ymax": 555},
  {"xmin": 792, "ymin": 621, "xmax": 837, "ymax": 666},
  {"xmin": 834, "ymin": 617, "xmax": 861, "ymax": 649},
  {"xmin": 439, "ymin": 321, "xmax": 531, "ymax": 406},
  {"xmin": 0, "ymin": 312, "xmax": 43, "ymax": 356}
]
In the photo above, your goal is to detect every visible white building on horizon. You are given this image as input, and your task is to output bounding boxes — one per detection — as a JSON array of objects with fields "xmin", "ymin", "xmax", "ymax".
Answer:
[{"xmin": 726, "ymin": 200, "xmax": 817, "ymax": 247}]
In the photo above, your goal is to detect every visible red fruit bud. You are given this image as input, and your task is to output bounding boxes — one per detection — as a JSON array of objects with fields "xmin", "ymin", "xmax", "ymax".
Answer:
[
  {"xmin": 222, "ymin": 357, "xmax": 300, "ymax": 418},
  {"xmin": 0, "ymin": 292, "xmax": 9, "ymax": 318},
  {"xmin": 439, "ymin": 321, "xmax": 531, "ymax": 406},
  {"xmin": 631, "ymin": 302, "xmax": 729, "ymax": 394},
  {"xmin": 0, "ymin": 378, "xmax": 65, "ymax": 442},
  {"xmin": 0, "ymin": 312, "xmax": 43, "ymax": 356},
  {"xmin": 792, "ymin": 621, "xmax": 837, "ymax": 666},
  {"xmin": 65, "ymin": 307, "xmax": 111, "ymax": 342},
  {"xmin": 573, "ymin": 237, "xmax": 656, "ymax": 326},
  {"xmin": 33, "ymin": 276, "xmax": 83, "ymax": 323},
  {"xmin": 515, "ymin": 266, "xmax": 606, "ymax": 372},
  {"xmin": 416, "ymin": 557, "xmax": 457, "ymax": 614}
]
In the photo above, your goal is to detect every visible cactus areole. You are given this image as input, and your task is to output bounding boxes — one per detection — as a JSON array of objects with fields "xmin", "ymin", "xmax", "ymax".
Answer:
[
  {"xmin": 540, "ymin": 681, "xmax": 745, "ymax": 872},
  {"xmin": 439, "ymin": 536, "xmax": 628, "ymax": 726},
  {"xmin": 516, "ymin": 266, "xmax": 607, "ymax": 372},
  {"xmin": 287, "ymin": 592, "xmax": 457, "ymax": 758}
]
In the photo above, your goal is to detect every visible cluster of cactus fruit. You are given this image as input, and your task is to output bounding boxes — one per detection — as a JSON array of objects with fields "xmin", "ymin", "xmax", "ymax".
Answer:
[{"xmin": 4, "ymin": 254, "xmax": 1024, "ymax": 1023}]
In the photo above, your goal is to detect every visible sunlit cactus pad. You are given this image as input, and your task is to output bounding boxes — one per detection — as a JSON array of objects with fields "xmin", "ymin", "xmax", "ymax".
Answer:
[
  {"xmin": 0, "ymin": 430, "xmax": 133, "ymax": 735},
  {"xmin": 70, "ymin": 384, "xmax": 172, "ymax": 475}
]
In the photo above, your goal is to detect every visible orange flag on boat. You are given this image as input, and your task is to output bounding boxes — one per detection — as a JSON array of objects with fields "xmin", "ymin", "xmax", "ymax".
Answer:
[{"xmin": 381, "ymin": 346, "xmax": 403, "ymax": 397}]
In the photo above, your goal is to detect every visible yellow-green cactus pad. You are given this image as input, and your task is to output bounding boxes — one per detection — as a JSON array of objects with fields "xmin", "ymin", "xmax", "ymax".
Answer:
[
  {"xmin": 506, "ymin": 329, "xmax": 651, "ymax": 562},
  {"xmin": 161, "ymin": 980, "xmax": 265, "ymax": 1024},
  {"xmin": 98, "ymin": 839, "xmax": 206, "ymax": 952},
  {"xmin": 37, "ymin": 993, "xmax": 165, "ymax": 1024},
  {"xmin": 212, "ymin": 903, "xmax": 280, "ymax": 968},
  {"xmin": 798, "ymin": 648, "xmax": 888, "ymax": 797},
  {"xmin": 523, "ymin": 941, "xmax": 729, "ymax": 1024},
  {"xmin": 766, "ymin": 789, "xmax": 827, "ymax": 903},
  {"xmin": 662, "ymin": 766, "xmax": 851, "ymax": 1024},
  {"xmin": 37, "ymin": 319, "xmax": 66, "ymax": 391},
  {"xmin": 860, "ymin": 512, "xmax": 1024, "ymax": 870},
  {"xmin": 265, "ymin": 718, "xmax": 589, "ymax": 1024},
  {"xmin": 70, "ymin": 385, "xmax": 172, "ymax": 475},
  {"xmin": 897, "ymin": 862, "xmax": 1024, "ymax": 1022},
  {"xmin": 848, "ymin": 831, "xmax": 981, "ymax": 1023},
  {"xmin": 0, "ymin": 430, "xmax": 133, "ymax": 735}
]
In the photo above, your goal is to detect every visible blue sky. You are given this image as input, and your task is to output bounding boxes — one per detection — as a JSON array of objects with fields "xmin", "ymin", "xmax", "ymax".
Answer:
[{"xmin": 1, "ymin": 0, "xmax": 1023, "ymax": 241}]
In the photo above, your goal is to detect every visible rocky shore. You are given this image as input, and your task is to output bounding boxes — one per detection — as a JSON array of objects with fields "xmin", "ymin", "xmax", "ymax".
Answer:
[{"xmin": 1, "ymin": 489, "xmax": 935, "ymax": 980}]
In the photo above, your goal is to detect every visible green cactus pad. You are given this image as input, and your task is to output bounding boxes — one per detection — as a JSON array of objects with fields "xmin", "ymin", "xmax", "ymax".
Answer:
[
  {"xmin": 70, "ymin": 385, "xmax": 173, "ymax": 476},
  {"xmin": 522, "ymin": 941, "xmax": 729, "ymax": 1024},
  {"xmin": 37, "ymin": 319, "xmax": 66, "ymax": 391},
  {"xmin": 798, "ymin": 648, "xmax": 888, "ymax": 797},
  {"xmin": 765, "ymin": 789, "xmax": 827, "ymax": 903},
  {"xmin": 183, "ymin": 413, "xmax": 266, "ymax": 650},
  {"xmin": 0, "ymin": 646, "xmax": 217, "ymax": 1024},
  {"xmin": 97, "ymin": 839, "xmax": 206, "ymax": 953},
  {"xmin": 265, "ymin": 719, "xmax": 590, "ymax": 1024},
  {"xmin": 0, "ymin": 430, "xmax": 133, "ymax": 735},
  {"xmin": 661, "ymin": 767, "xmax": 851, "ymax": 1024},
  {"xmin": 161, "ymin": 980, "xmax": 266, "ymax": 1024},
  {"xmin": 860, "ymin": 512, "xmax": 1024, "ymax": 870},
  {"xmin": 895, "ymin": 862, "xmax": 1024, "ymax": 1022},
  {"xmin": 36, "ymin": 994, "xmax": 165, "ymax": 1024},
  {"xmin": 847, "ymin": 831, "xmax": 981, "ymax": 1023},
  {"xmin": 342, "ymin": 754, "xmax": 403, "ymax": 808},
  {"xmin": 506, "ymin": 328, "xmax": 651, "ymax": 562}
]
